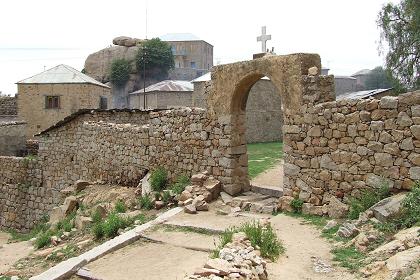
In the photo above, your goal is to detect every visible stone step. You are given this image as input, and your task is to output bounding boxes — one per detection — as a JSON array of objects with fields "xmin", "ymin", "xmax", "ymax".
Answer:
[{"xmin": 251, "ymin": 185, "xmax": 283, "ymax": 198}]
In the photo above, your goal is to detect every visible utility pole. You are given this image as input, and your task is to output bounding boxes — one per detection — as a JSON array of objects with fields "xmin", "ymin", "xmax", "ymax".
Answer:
[{"xmin": 143, "ymin": 46, "xmax": 147, "ymax": 109}]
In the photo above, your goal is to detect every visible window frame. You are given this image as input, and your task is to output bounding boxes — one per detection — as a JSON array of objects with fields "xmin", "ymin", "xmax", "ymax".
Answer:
[{"xmin": 45, "ymin": 95, "xmax": 61, "ymax": 109}]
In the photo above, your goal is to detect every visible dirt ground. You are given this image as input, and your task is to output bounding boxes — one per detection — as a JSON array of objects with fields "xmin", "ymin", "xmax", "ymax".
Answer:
[
  {"xmin": 251, "ymin": 161, "xmax": 284, "ymax": 187},
  {"xmin": 0, "ymin": 232, "xmax": 33, "ymax": 274},
  {"xmin": 269, "ymin": 214, "xmax": 356, "ymax": 280}
]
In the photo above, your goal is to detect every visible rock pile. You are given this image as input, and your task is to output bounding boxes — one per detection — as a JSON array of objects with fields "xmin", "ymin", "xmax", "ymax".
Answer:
[
  {"xmin": 178, "ymin": 172, "xmax": 221, "ymax": 214},
  {"xmin": 185, "ymin": 232, "xmax": 268, "ymax": 280}
]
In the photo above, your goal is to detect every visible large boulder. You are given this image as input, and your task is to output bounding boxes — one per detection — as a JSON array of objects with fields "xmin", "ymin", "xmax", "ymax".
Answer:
[
  {"xmin": 84, "ymin": 45, "xmax": 138, "ymax": 83},
  {"xmin": 369, "ymin": 193, "xmax": 407, "ymax": 223},
  {"xmin": 327, "ymin": 196, "xmax": 349, "ymax": 218},
  {"xmin": 112, "ymin": 36, "xmax": 144, "ymax": 47}
]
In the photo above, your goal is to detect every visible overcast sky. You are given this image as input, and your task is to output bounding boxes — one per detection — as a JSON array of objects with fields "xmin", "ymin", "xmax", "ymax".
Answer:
[{"xmin": 0, "ymin": 0, "xmax": 396, "ymax": 95}]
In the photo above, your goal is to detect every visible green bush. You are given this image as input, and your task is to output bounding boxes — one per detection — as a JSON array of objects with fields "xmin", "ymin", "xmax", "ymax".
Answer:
[
  {"xmin": 92, "ymin": 222, "xmax": 104, "ymax": 239},
  {"xmin": 290, "ymin": 198, "xmax": 304, "ymax": 213},
  {"xmin": 35, "ymin": 230, "xmax": 53, "ymax": 249},
  {"xmin": 348, "ymin": 183, "xmax": 390, "ymax": 220},
  {"xmin": 102, "ymin": 212, "xmax": 130, "ymax": 238},
  {"xmin": 399, "ymin": 181, "xmax": 420, "ymax": 227},
  {"xmin": 56, "ymin": 211, "xmax": 76, "ymax": 232},
  {"xmin": 161, "ymin": 191, "xmax": 171, "ymax": 204},
  {"xmin": 139, "ymin": 195, "xmax": 153, "ymax": 210},
  {"xmin": 91, "ymin": 209, "xmax": 104, "ymax": 224},
  {"xmin": 114, "ymin": 200, "xmax": 127, "ymax": 213},
  {"xmin": 150, "ymin": 167, "xmax": 168, "ymax": 191},
  {"xmin": 110, "ymin": 58, "xmax": 131, "ymax": 87},
  {"xmin": 213, "ymin": 222, "xmax": 284, "ymax": 261},
  {"xmin": 170, "ymin": 175, "xmax": 190, "ymax": 195},
  {"xmin": 136, "ymin": 38, "xmax": 174, "ymax": 78}
]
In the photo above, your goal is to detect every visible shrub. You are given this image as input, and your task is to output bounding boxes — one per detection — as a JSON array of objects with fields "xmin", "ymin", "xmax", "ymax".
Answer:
[
  {"xmin": 161, "ymin": 191, "xmax": 171, "ymax": 204},
  {"xmin": 290, "ymin": 198, "xmax": 304, "ymax": 213},
  {"xmin": 91, "ymin": 209, "xmax": 104, "ymax": 224},
  {"xmin": 35, "ymin": 230, "xmax": 53, "ymax": 249},
  {"xmin": 139, "ymin": 195, "xmax": 153, "ymax": 210},
  {"xmin": 102, "ymin": 212, "xmax": 130, "ymax": 238},
  {"xmin": 110, "ymin": 58, "xmax": 131, "ymax": 87},
  {"xmin": 92, "ymin": 222, "xmax": 104, "ymax": 239},
  {"xmin": 213, "ymin": 222, "xmax": 284, "ymax": 261},
  {"xmin": 348, "ymin": 183, "xmax": 390, "ymax": 220},
  {"xmin": 150, "ymin": 167, "xmax": 168, "ymax": 191},
  {"xmin": 170, "ymin": 175, "xmax": 190, "ymax": 194},
  {"xmin": 56, "ymin": 211, "xmax": 76, "ymax": 232},
  {"xmin": 399, "ymin": 181, "xmax": 420, "ymax": 228},
  {"xmin": 114, "ymin": 200, "xmax": 127, "ymax": 213}
]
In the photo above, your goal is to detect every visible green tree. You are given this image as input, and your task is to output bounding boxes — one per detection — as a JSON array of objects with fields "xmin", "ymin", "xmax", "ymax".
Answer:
[
  {"xmin": 110, "ymin": 58, "xmax": 131, "ymax": 87},
  {"xmin": 136, "ymin": 38, "xmax": 174, "ymax": 78},
  {"xmin": 364, "ymin": 66, "xmax": 393, "ymax": 90},
  {"xmin": 377, "ymin": 0, "xmax": 420, "ymax": 90}
]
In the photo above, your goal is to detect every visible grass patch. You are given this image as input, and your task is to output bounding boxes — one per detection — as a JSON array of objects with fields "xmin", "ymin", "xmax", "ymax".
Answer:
[
  {"xmin": 290, "ymin": 198, "xmax": 304, "ymax": 213},
  {"xmin": 170, "ymin": 175, "xmax": 190, "ymax": 195},
  {"xmin": 348, "ymin": 182, "xmax": 390, "ymax": 220},
  {"xmin": 213, "ymin": 222, "xmax": 284, "ymax": 261},
  {"xmin": 114, "ymin": 200, "xmax": 127, "ymax": 213},
  {"xmin": 283, "ymin": 211, "xmax": 329, "ymax": 228},
  {"xmin": 35, "ymin": 230, "xmax": 53, "ymax": 249},
  {"xmin": 56, "ymin": 211, "xmax": 76, "ymax": 232},
  {"xmin": 138, "ymin": 194, "xmax": 154, "ymax": 210},
  {"xmin": 46, "ymin": 244, "xmax": 78, "ymax": 262},
  {"xmin": 247, "ymin": 142, "xmax": 283, "ymax": 178},
  {"xmin": 150, "ymin": 167, "xmax": 168, "ymax": 191},
  {"xmin": 332, "ymin": 246, "xmax": 366, "ymax": 271}
]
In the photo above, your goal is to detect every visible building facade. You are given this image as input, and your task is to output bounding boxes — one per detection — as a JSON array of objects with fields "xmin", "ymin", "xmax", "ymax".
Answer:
[
  {"xmin": 17, "ymin": 64, "xmax": 111, "ymax": 137},
  {"xmin": 160, "ymin": 33, "xmax": 213, "ymax": 81}
]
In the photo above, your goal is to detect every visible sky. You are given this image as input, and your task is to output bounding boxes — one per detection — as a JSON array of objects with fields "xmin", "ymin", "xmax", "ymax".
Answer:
[{"xmin": 0, "ymin": 0, "xmax": 397, "ymax": 95}]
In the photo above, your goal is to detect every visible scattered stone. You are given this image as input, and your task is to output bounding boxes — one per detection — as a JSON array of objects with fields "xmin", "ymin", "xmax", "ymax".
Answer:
[
  {"xmin": 184, "ymin": 204, "xmax": 197, "ymax": 214},
  {"xmin": 327, "ymin": 197, "xmax": 349, "ymax": 219},
  {"xmin": 312, "ymin": 257, "xmax": 333, "ymax": 273},
  {"xmin": 154, "ymin": 200, "xmax": 165, "ymax": 210},
  {"xmin": 74, "ymin": 180, "xmax": 91, "ymax": 193},
  {"xmin": 337, "ymin": 223, "xmax": 359, "ymax": 238},
  {"xmin": 369, "ymin": 193, "xmax": 407, "ymax": 223},
  {"xmin": 360, "ymin": 261, "xmax": 386, "ymax": 276},
  {"xmin": 75, "ymin": 216, "xmax": 92, "ymax": 230},
  {"xmin": 322, "ymin": 220, "xmax": 338, "ymax": 231},
  {"xmin": 63, "ymin": 196, "xmax": 79, "ymax": 215}
]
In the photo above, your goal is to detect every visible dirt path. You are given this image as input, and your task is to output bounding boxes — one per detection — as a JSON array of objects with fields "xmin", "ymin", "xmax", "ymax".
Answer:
[
  {"xmin": 251, "ymin": 160, "xmax": 284, "ymax": 187},
  {"xmin": 0, "ymin": 232, "xmax": 34, "ymax": 274},
  {"xmin": 269, "ymin": 214, "xmax": 356, "ymax": 280}
]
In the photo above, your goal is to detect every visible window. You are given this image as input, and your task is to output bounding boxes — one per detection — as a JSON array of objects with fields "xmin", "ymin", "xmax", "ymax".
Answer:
[
  {"xmin": 190, "ymin": 61, "xmax": 196, "ymax": 69},
  {"xmin": 45, "ymin": 96, "xmax": 60, "ymax": 109},
  {"xmin": 99, "ymin": 96, "xmax": 108, "ymax": 109}
]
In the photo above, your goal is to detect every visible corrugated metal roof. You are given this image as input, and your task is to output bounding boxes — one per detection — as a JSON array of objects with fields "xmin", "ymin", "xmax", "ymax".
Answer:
[
  {"xmin": 334, "ymin": 75, "xmax": 357, "ymax": 80},
  {"xmin": 130, "ymin": 80, "xmax": 193, "ymax": 94},
  {"xmin": 17, "ymin": 64, "xmax": 110, "ymax": 88},
  {"xmin": 337, "ymin": 88, "xmax": 392, "ymax": 100},
  {"xmin": 159, "ymin": 33, "xmax": 201, "ymax": 41},
  {"xmin": 191, "ymin": 73, "xmax": 270, "ymax": 83},
  {"xmin": 351, "ymin": 69, "xmax": 371, "ymax": 76}
]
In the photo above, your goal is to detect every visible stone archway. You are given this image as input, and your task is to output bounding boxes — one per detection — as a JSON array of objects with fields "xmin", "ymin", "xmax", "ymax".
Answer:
[{"xmin": 206, "ymin": 53, "xmax": 334, "ymax": 195}]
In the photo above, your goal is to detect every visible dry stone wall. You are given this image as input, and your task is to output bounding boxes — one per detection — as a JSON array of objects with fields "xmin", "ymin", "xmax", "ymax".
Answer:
[
  {"xmin": 0, "ymin": 121, "xmax": 27, "ymax": 156},
  {"xmin": 0, "ymin": 156, "xmax": 49, "ymax": 231},
  {"xmin": 283, "ymin": 91, "xmax": 420, "ymax": 211},
  {"xmin": 0, "ymin": 96, "xmax": 17, "ymax": 116}
]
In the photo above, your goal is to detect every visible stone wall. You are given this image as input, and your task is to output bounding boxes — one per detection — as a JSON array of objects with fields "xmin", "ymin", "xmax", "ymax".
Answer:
[
  {"xmin": 246, "ymin": 80, "xmax": 283, "ymax": 143},
  {"xmin": 0, "ymin": 121, "xmax": 27, "ymax": 156},
  {"xmin": 283, "ymin": 91, "xmax": 420, "ymax": 211},
  {"xmin": 0, "ymin": 96, "xmax": 17, "ymax": 116},
  {"xmin": 0, "ymin": 156, "xmax": 48, "ymax": 231},
  {"xmin": 38, "ymin": 108, "xmax": 230, "ymax": 191}
]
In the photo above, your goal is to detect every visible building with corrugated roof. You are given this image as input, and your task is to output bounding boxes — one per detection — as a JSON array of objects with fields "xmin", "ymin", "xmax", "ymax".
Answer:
[
  {"xmin": 16, "ymin": 64, "xmax": 111, "ymax": 137},
  {"xmin": 129, "ymin": 80, "xmax": 193, "ymax": 109}
]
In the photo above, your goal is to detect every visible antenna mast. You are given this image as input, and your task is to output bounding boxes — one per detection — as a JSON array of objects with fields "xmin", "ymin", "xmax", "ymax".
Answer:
[{"xmin": 145, "ymin": 0, "xmax": 148, "ymax": 39}]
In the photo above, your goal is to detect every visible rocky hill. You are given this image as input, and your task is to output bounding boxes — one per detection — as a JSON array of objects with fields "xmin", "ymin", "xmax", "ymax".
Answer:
[{"xmin": 83, "ymin": 36, "xmax": 160, "ymax": 94}]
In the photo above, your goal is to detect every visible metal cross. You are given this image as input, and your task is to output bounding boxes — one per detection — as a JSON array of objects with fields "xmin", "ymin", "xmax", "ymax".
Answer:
[{"xmin": 257, "ymin": 26, "xmax": 271, "ymax": 53}]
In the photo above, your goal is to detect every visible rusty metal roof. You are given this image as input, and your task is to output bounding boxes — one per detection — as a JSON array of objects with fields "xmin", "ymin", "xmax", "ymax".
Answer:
[
  {"xmin": 17, "ymin": 64, "xmax": 110, "ymax": 88},
  {"xmin": 337, "ymin": 88, "xmax": 393, "ymax": 100},
  {"xmin": 130, "ymin": 80, "xmax": 193, "ymax": 94}
]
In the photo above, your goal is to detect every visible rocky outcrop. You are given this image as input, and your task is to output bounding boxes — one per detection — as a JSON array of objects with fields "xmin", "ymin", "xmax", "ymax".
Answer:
[{"xmin": 112, "ymin": 36, "xmax": 144, "ymax": 47}]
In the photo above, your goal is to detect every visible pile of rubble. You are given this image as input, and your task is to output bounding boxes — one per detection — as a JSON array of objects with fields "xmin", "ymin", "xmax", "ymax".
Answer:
[
  {"xmin": 185, "ymin": 232, "xmax": 268, "ymax": 280},
  {"xmin": 178, "ymin": 172, "xmax": 221, "ymax": 214}
]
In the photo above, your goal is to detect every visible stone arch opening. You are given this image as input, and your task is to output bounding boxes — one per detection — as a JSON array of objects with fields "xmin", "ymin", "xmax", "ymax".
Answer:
[
  {"xmin": 206, "ymin": 53, "xmax": 328, "ymax": 196},
  {"xmin": 231, "ymin": 71, "xmax": 285, "ymax": 194}
]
